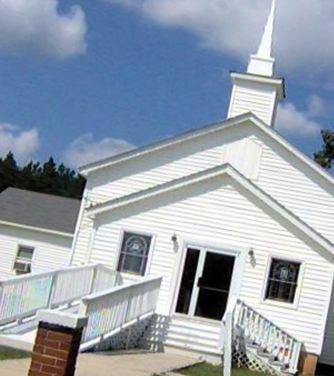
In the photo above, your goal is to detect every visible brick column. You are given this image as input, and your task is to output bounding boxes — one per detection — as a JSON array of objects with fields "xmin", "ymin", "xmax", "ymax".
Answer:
[
  {"xmin": 298, "ymin": 352, "xmax": 319, "ymax": 376},
  {"xmin": 29, "ymin": 310, "xmax": 88, "ymax": 376}
]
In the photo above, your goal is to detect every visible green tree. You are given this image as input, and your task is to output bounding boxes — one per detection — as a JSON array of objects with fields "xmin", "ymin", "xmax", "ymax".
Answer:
[
  {"xmin": 0, "ymin": 152, "xmax": 19, "ymax": 192},
  {"xmin": 40, "ymin": 157, "xmax": 58, "ymax": 194},
  {"xmin": 314, "ymin": 130, "xmax": 334, "ymax": 169},
  {"xmin": 0, "ymin": 153, "xmax": 85, "ymax": 199}
]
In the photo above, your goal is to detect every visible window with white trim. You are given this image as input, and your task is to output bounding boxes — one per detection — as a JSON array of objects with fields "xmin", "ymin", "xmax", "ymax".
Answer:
[
  {"xmin": 13, "ymin": 245, "xmax": 34, "ymax": 275},
  {"xmin": 117, "ymin": 232, "xmax": 152, "ymax": 276},
  {"xmin": 265, "ymin": 258, "xmax": 301, "ymax": 304}
]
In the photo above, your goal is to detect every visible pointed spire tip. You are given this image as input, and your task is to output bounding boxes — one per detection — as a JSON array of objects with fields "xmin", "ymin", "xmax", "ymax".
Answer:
[
  {"xmin": 257, "ymin": 0, "xmax": 276, "ymax": 59},
  {"xmin": 247, "ymin": 0, "xmax": 276, "ymax": 76}
]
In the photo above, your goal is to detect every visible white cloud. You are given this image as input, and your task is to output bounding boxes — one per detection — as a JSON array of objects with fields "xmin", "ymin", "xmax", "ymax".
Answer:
[
  {"xmin": 0, "ymin": 123, "xmax": 40, "ymax": 163},
  {"xmin": 64, "ymin": 133, "xmax": 135, "ymax": 168},
  {"xmin": 0, "ymin": 0, "xmax": 87, "ymax": 59},
  {"xmin": 276, "ymin": 102, "xmax": 322, "ymax": 137},
  {"xmin": 306, "ymin": 95, "xmax": 327, "ymax": 118},
  {"xmin": 104, "ymin": 0, "xmax": 334, "ymax": 76}
]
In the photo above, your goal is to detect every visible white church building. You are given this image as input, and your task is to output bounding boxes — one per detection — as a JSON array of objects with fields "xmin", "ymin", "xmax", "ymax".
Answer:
[{"xmin": 0, "ymin": 2, "xmax": 333, "ymax": 375}]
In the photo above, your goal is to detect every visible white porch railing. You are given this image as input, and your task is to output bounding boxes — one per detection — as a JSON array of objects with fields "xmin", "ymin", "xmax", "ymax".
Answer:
[
  {"xmin": 0, "ymin": 264, "xmax": 120, "ymax": 327},
  {"xmin": 234, "ymin": 299, "xmax": 302, "ymax": 374},
  {"xmin": 79, "ymin": 275, "xmax": 162, "ymax": 350}
]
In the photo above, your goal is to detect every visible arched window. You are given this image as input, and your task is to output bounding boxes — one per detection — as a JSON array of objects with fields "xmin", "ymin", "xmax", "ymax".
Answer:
[
  {"xmin": 117, "ymin": 232, "xmax": 152, "ymax": 276},
  {"xmin": 265, "ymin": 258, "xmax": 301, "ymax": 304}
]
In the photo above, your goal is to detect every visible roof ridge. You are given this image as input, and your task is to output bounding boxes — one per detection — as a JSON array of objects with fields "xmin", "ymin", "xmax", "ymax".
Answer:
[
  {"xmin": 78, "ymin": 114, "xmax": 334, "ymax": 194},
  {"xmin": 2, "ymin": 187, "xmax": 81, "ymax": 203},
  {"xmin": 79, "ymin": 113, "xmax": 252, "ymax": 174}
]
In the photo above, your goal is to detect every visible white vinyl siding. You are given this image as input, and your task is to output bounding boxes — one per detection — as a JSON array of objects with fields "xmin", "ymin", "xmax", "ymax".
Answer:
[
  {"xmin": 81, "ymin": 125, "xmax": 334, "ymax": 248},
  {"xmin": 87, "ymin": 180, "xmax": 332, "ymax": 355},
  {"xmin": 72, "ymin": 211, "xmax": 94, "ymax": 266},
  {"xmin": 320, "ymin": 279, "xmax": 334, "ymax": 365},
  {"xmin": 257, "ymin": 135, "xmax": 334, "ymax": 244},
  {"xmin": 71, "ymin": 131, "xmax": 232, "ymax": 265},
  {"xmin": 0, "ymin": 224, "xmax": 72, "ymax": 279},
  {"xmin": 71, "ymin": 120, "xmax": 334, "ymax": 359},
  {"xmin": 228, "ymin": 83, "xmax": 277, "ymax": 126}
]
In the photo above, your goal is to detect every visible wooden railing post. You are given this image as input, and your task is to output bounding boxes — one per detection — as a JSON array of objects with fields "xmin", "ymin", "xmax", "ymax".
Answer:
[
  {"xmin": 89, "ymin": 265, "xmax": 98, "ymax": 294},
  {"xmin": 47, "ymin": 271, "xmax": 57, "ymax": 309},
  {"xmin": 0, "ymin": 282, "xmax": 3, "ymax": 314},
  {"xmin": 223, "ymin": 311, "xmax": 232, "ymax": 376},
  {"xmin": 291, "ymin": 341, "xmax": 302, "ymax": 373}
]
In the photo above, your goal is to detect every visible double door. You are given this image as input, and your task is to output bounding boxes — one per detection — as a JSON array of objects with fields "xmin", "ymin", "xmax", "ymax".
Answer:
[{"xmin": 175, "ymin": 247, "xmax": 236, "ymax": 321}]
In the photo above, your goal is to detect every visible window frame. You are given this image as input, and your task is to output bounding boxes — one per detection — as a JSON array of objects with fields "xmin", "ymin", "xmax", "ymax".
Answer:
[
  {"xmin": 261, "ymin": 254, "xmax": 304, "ymax": 310},
  {"xmin": 116, "ymin": 228, "xmax": 155, "ymax": 277},
  {"xmin": 13, "ymin": 244, "xmax": 35, "ymax": 275}
]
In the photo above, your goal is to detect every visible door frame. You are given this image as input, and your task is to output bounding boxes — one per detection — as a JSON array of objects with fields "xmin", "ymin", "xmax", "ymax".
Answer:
[{"xmin": 171, "ymin": 238, "xmax": 247, "ymax": 321}]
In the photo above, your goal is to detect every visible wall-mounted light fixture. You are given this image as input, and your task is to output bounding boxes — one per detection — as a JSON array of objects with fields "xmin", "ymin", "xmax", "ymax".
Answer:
[
  {"xmin": 248, "ymin": 247, "xmax": 256, "ymax": 268},
  {"xmin": 171, "ymin": 233, "xmax": 179, "ymax": 253}
]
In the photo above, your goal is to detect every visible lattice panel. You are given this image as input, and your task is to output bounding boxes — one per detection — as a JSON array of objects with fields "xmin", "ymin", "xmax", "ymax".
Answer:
[
  {"xmin": 232, "ymin": 349, "xmax": 281, "ymax": 376},
  {"xmin": 92, "ymin": 316, "xmax": 154, "ymax": 352}
]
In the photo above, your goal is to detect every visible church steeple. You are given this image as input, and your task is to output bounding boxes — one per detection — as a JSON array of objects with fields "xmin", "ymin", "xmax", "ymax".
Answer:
[
  {"xmin": 227, "ymin": 0, "xmax": 284, "ymax": 127},
  {"xmin": 247, "ymin": 0, "xmax": 276, "ymax": 76}
]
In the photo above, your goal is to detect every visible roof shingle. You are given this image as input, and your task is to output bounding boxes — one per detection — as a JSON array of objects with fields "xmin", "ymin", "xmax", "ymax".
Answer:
[{"xmin": 0, "ymin": 188, "xmax": 81, "ymax": 235}]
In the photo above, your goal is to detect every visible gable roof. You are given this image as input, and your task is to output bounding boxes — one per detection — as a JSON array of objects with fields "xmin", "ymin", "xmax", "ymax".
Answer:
[
  {"xmin": 0, "ymin": 188, "xmax": 81, "ymax": 237},
  {"xmin": 87, "ymin": 164, "xmax": 334, "ymax": 261},
  {"xmin": 79, "ymin": 113, "xmax": 334, "ymax": 192}
]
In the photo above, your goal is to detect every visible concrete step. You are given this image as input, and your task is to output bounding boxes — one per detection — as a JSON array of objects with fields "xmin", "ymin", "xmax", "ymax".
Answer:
[
  {"xmin": 163, "ymin": 316, "xmax": 222, "ymax": 356},
  {"xmin": 167, "ymin": 325, "xmax": 220, "ymax": 341},
  {"xmin": 164, "ymin": 339, "xmax": 221, "ymax": 356},
  {"xmin": 169, "ymin": 316, "xmax": 220, "ymax": 333},
  {"xmin": 166, "ymin": 332, "xmax": 219, "ymax": 349},
  {"xmin": 0, "ymin": 329, "xmax": 36, "ymax": 352}
]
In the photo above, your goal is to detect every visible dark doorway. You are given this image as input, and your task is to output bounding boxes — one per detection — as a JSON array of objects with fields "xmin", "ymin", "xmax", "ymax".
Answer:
[{"xmin": 176, "ymin": 247, "xmax": 235, "ymax": 321}]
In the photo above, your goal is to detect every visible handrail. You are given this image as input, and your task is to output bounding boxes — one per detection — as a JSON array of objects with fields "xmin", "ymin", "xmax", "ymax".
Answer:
[
  {"xmin": 234, "ymin": 299, "xmax": 302, "ymax": 374},
  {"xmin": 80, "ymin": 275, "xmax": 160, "ymax": 303},
  {"xmin": 79, "ymin": 275, "xmax": 162, "ymax": 349},
  {"xmin": 235, "ymin": 300, "xmax": 298, "ymax": 341},
  {"xmin": 0, "ymin": 264, "xmax": 119, "ymax": 326},
  {"xmin": 0, "ymin": 269, "xmax": 56, "ymax": 285}
]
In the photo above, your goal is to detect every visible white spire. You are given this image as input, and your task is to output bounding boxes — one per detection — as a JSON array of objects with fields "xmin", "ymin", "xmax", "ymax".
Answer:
[
  {"xmin": 227, "ymin": 0, "xmax": 284, "ymax": 127},
  {"xmin": 247, "ymin": 0, "xmax": 276, "ymax": 76},
  {"xmin": 257, "ymin": 0, "xmax": 276, "ymax": 59}
]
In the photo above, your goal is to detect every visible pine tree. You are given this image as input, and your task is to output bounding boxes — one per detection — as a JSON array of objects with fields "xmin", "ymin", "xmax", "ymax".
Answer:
[
  {"xmin": 0, "ymin": 152, "xmax": 19, "ymax": 192},
  {"xmin": 0, "ymin": 153, "xmax": 85, "ymax": 199},
  {"xmin": 314, "ymin": 130, "xmax": 334, "ymax": 170},
  {"xmin": 40, "ymin": 157, "xmax": 58, "ymax": 194}
]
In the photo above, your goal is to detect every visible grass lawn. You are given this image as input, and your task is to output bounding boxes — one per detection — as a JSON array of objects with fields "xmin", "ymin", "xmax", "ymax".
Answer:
[
  {"xmin": 0, "ymin": 346, "xmax": 30, "ymax": 361},
  {"xmin": 178, "ymin": 363, "xmax": 269, "ymax": 376},
  {"xmin": 177, "ymin": 362, "xmax": 333, "ymax": 376}
]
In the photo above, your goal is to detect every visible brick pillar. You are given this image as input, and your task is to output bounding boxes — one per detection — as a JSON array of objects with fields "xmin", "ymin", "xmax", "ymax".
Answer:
[
  {"xmin": 298, "ymin": 352, "xmax": 319, "ymax": 376},
  {"xmin": 29, "ymin": 310, "xmax": 88, "ymax": 376}
]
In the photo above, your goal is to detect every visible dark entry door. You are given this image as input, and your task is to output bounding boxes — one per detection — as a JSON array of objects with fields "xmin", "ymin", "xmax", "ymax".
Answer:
[{"xmin": 175, "ymin": 248, "xmax": 235, "ymax": 321}]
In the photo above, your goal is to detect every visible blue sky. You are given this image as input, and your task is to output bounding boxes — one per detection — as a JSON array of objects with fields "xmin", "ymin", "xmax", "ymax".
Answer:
[{"xmin": 0, "ymin": 0, "xmax": 333, "ymax": 168}]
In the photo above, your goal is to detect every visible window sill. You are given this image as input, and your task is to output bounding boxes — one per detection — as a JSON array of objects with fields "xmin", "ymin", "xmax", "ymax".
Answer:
[
  {"xmin": 119, "ymin": 271, "xmax": 146, "ymax": 278},
  {"xmin": 260, "ymin": 299, "xmax": 299, "ymax": 311},
  {"xmin": 118, "ymin": 269, "xmax": 145, "ymax": 276}
]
